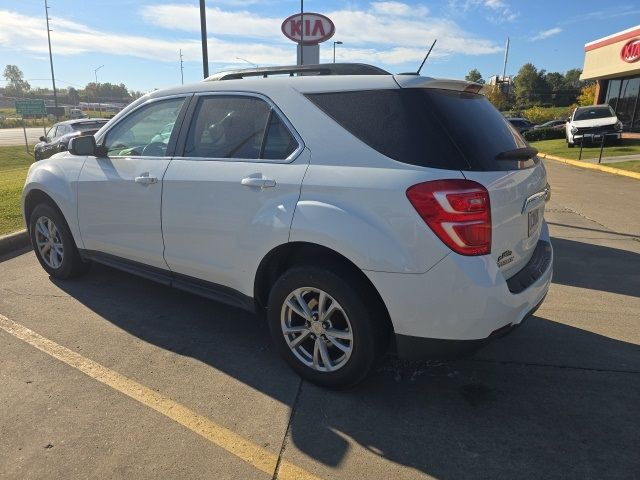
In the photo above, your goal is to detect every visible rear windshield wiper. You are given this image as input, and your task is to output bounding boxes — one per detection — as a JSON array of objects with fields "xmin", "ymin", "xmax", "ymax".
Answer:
[{"xmin": 495, "ymin": 146, "xmax": 538, "ymax": 161}]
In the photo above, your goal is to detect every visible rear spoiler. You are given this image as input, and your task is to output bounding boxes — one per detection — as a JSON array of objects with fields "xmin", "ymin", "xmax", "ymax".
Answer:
[{"xmin": 393, "ymin": 75, "xmax": 483, "ymax": 93}]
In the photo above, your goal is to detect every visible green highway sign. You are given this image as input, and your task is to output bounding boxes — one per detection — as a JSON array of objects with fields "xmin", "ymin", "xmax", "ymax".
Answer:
[{"xmin": 15, "ymin": 99, "xmax": 47, "ymax": 116}]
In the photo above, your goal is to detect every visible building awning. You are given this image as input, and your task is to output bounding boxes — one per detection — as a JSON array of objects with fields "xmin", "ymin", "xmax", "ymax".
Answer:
[{"xmin": 581, "ymin": 25, "xmax": 640, "ymax": 81}]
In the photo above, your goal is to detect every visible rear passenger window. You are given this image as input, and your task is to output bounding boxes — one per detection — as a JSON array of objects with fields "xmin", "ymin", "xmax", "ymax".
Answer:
[
  {"xmin": 306, "ymin": 89, "xmax": 533, "ymax": 171},
  {"xmin": 262, "ymin": 113, "xmax": 298, "ymax": 160},
  {"xmin": 183, "ymin": 96, "xmax": 298, "ymax": 160}
]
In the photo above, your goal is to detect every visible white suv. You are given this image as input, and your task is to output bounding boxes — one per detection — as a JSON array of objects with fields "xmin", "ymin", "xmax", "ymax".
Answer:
[
  {"xmin": 566, "ymin": 104, "xmax": 622, "ymax": 148},
  {"xmin": 22, "ymin": 64, "xmax": 553, "ymax": 388}
]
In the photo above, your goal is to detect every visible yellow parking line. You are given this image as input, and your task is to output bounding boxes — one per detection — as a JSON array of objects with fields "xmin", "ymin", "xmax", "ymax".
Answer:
[{"xmin": 0, "ymin": 314, "xmax": 318, "ymax": 480}]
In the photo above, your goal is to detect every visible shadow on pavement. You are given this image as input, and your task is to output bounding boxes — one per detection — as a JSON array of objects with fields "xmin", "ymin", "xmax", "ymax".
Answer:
[
  {"xmin": 52, "ymin": 251, "xmax": 640, "ymax": 478},
  {"xmin": 550, "ymin": 237, "xmax": 640, "ymax": 298}
]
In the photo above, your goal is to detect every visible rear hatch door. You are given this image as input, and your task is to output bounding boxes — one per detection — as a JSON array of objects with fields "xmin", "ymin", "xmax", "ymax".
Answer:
[{"xmin": 394, "ymin": 77, "xmax": 548, "ymax": 277}]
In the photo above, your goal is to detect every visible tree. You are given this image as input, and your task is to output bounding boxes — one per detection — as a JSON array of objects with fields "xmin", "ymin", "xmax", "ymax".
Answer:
[
  {"xmin": 512, "ymin": 63, "xmax": 550, "ymax": 107},
  {"xmin": 564, "ymin": 68, "xmax": 583, "ymax": 89},
  {"xmin": 68, "ymin": 87, "xmax": 80, "ymax": 105},
  {"xmin": 483, "ymin": 84, "xmax": 508, "ymax": 110},
  {"xmin": 577, "ymin": 84, "xmax": 596, "ymax": 106},
  {"xmin": 3, "ymin": 64, "xmax": 31, "ymax": 97},
  {"xmin": 465, "ymin": 68, "xmax": 485, "ymax": 84}
]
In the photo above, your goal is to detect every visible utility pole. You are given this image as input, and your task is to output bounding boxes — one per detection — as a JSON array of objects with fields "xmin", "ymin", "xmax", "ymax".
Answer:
[
  {"xmin": 180, "ymin": 49, "xmax": 184, "ymax": 85},
  {"xmin": 44, "ymin": 0, "xmax": 58, "ymax": 110},
  {"xmin": 199, "ymin": 0, "xmax": 209, "ymax": 78}
]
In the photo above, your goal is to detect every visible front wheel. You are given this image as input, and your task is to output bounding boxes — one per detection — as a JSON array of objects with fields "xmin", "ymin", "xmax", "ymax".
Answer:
[
  {"xmin": 29, "ymin": 203, "xmax": 90, "ymax": 279},
  {"xmin": 267, "ymin": 266, "xmax": 388, "ymax": 388}
]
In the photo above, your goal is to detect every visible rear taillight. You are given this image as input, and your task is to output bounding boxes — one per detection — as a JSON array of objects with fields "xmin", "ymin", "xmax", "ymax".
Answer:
[{"xmin": 406, "ymin": 179, "xmax": 491, "ymax": 256}]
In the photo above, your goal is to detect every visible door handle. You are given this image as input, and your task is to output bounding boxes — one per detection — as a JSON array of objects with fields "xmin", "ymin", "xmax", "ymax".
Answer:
[
  {"xmin": 241, "ymin": 177, "xmax": 276, "ymax": 189},
  {"xmin": 135, "ymin": 175, "xmax": 158, "ymax": 185}
]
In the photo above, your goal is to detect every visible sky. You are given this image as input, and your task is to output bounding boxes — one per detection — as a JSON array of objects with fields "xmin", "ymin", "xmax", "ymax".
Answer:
[{"xmin": 1, "ymin": 0, "xmax": 639, "ymax": 93}]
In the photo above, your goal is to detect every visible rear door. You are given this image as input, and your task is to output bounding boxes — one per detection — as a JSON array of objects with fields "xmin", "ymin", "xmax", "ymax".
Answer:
[{"xmin": 162, "ymin": 93, "xmax": 309, "ymax": 295}]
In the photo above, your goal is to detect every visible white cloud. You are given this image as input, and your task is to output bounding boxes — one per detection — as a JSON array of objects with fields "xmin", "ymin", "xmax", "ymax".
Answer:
[
  {"xmin": 532, "ymin": 27, "xmax": 562, "ymax": 41},
  {"xmin": 371, "ymin": 1, "xmax": 429, "ymax": 17},
  {"xmin": 450, "ymin": 0, "xmax": 518, "ymax": 23},
  {"xmin": 0, "ymin": 2, "xmax": 503, "ymax": 74},
  {"xmin": 0, "ymin": 9, "xmax": 293, "ymax": 66}
]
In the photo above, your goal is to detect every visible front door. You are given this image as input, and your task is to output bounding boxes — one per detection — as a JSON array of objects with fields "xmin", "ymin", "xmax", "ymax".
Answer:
[
  {"xmin": 162, "ymin": 94, "xmax": 308, "ymax": 295},
  {"xmin": 77, "ymin": 96, "xmax": 188, "ymax": 269}
]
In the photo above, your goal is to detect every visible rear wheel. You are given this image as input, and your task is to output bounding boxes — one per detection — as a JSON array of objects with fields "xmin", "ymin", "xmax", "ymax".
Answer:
[
  {"xmin": 267, "ymin": 266, "xmax": 388, "ymax": 388},
  {"xmin": 29, "ymin": 203, "xmax": 90, "ymax": 279},
  {"xmin": 567, "ymin": 138, "xmax": 574, "ymax": 148}
]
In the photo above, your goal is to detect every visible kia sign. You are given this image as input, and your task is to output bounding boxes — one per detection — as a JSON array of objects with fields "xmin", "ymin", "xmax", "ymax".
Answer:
[
  {"xmin": 620, "ymin": 38, "xmax": 640, "ymax": 63},
  {"xmin": 281, "ymin": 13, "xmax": 335, "ymax": 45}
]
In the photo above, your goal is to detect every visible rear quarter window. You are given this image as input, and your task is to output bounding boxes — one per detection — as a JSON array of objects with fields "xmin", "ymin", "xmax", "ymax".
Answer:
[{"xmin": 305, "ymin": 89, "xmax": 535, "ymax": 171}]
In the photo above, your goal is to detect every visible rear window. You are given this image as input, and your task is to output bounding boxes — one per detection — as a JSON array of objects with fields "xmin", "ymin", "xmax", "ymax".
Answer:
[
  {"xmin": 73, "ymin": 121, "xmax": 107, "ymax": 131},
  {"xmin": 305, "ymin": 89, "xmax": 534, "ymax": 171}
]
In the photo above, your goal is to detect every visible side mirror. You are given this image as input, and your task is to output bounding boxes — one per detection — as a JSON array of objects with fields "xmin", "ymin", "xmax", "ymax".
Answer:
[
  {"xmin": 39, "ymin": 136, "xmax": 47, "ymax": 142},
  {"xmin": 69, "ymin": 135, "xmax": 99, "ymax": 156}
]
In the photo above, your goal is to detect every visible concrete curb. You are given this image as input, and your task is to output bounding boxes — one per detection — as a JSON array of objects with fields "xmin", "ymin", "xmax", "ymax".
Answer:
[
  {"xmin": 0, "ymin": 229, "xmax": 30, "ymax": 256},
  {"xmin": 539, "ymin": 153, "xmax": 640, "ymax": 180}
]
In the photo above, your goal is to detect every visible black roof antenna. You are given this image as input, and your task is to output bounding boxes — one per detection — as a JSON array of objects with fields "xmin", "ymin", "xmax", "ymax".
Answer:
[{"xmin": 416, "ymin": 39, "xmax": 437, "ymax": 75}]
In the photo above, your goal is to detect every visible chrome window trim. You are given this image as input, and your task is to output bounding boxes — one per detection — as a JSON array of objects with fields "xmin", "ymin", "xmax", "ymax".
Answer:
[{"xmin": 176, "ymin": 90, "xmax": 304, "ymax": 164}]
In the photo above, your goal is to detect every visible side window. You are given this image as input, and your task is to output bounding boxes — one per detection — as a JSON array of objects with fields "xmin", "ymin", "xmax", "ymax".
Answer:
[
  {"xmin": 262, "ymin": 113, "xmax": 298, "ymax": 160},
  {"xmin": 184, "ymin": 96, "xmax": 272, "ymax": 159},
  {"xmin": 104, "ymin": 97, "xmax": 184, "ymax": 157},
  {"xmin": 57, "ymin": 125, "xmax": 71, "ymax": 137},
  {"xmin": 46, "ymin": 126, "xmax": 58, "ymax": 140}
]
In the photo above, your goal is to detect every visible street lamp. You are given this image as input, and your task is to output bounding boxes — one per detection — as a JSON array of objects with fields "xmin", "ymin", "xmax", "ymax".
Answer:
[
  {"xmin": 333, "ymin": 41, "xmax": 343, "ymax": 63},
  {"xmin": 94, "ymin": 65, "xmax": 104, "ymax": 84},
  {"xmin": 236, "ymin": 57, "xmax": 258, "ymax": 68}
]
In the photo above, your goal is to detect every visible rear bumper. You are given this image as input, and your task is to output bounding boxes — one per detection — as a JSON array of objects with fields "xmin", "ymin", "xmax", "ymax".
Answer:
[
  {"xmin": 365, "ymin": 222, "xmax": 553, "ymax": 360},
  {"xmin": 394, "ymin": 294, "xmax": 546, "ymax": 360}
]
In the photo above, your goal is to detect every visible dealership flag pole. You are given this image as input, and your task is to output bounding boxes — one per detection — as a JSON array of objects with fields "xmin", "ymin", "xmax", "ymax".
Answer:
[{"xmin": 502, "ymin": 37, "xmax": 510, "ymax": 94}]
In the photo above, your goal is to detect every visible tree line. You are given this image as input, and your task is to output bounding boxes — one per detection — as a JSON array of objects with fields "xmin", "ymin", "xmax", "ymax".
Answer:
[
  {"xmin": 1, "ymin": 65, "xmax": 145, "ymax": 105},
  {"xmin": 465, "ymin": 63, "xmax": 595, "ymax": 111}
]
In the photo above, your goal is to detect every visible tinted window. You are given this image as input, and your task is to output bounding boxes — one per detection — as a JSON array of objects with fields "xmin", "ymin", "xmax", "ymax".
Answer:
[
  {"xmin": 184, "ymin": 96, "xmax": 271, "ymax": 159},
  {"xmin": 262, "ymin": 113, "xmax": 298, "ymax": 159},
  {"xmin": 306, "ymin": 89, "xmax": 532, "ymax": 171},
  {"xmin": 73, "ymin": 121, "xmax": 107, "ymax": 131},
  {"xmin": 574, "ymin": 106, "xmax": 615, "ymax": 121},
  {"xmin": 104, "ymin": 98, "xmax": 184, "ymax": 157}
]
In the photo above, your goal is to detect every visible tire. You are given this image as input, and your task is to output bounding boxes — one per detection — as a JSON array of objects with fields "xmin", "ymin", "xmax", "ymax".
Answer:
[
  {"xmin": 567, "ymin": 140, "xmax": 574, "ymax": 148},
  {"xmin": 267, "ymin": 265, "xmax": 388, "ymax": 388},
  {"xmin": 29, "ymin": 203, "xmax": 90, "ymax": 279}
]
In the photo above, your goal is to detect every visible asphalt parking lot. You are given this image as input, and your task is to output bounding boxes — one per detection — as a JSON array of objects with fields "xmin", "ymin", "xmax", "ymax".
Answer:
[{"xmin": 1, "ymin": 160, "xmax": 639, "ymax": 479}]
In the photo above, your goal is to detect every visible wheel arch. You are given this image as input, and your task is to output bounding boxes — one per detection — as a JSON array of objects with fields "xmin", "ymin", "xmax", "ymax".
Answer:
[{"xmin": 253, "ymin": 241, "xmax": 394, "ymax": 333}]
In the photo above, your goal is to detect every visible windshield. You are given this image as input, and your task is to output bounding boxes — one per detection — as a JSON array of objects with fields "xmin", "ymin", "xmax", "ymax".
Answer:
[{"xmin": 574, "ymin": 106, "xmax": 615, "ymax": 121}]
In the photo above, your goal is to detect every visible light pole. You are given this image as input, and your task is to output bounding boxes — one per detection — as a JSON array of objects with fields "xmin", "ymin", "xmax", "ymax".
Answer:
[
  {"xmin": 94, "ymin": 65, "xmax": 104, "ymax": 84},
  {"xmin": 333, "ymin": 41, "xmax": 343, "ymax": 63},
  {"xmin": 200, "ymin": 0, "xmax": 209, "ymax": 78},
  {"xmin": 236, "ymin": 57, "xmax": 258, "ymax": 68}
]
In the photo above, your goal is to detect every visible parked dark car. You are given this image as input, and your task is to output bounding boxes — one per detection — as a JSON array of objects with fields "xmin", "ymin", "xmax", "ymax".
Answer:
[
  {"xmin": 506, "ymin": 117, "xmax": 535, "ymax": 134},
  {"xmin": 34, "ymin": 119, "xmax": 108, "ymax": 160},
  {"xmin": 533, "ymin": 119, "xmax": 566, "ymax": 130}
]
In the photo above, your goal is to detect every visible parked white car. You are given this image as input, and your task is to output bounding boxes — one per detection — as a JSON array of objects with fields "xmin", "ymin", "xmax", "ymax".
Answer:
[
  {"xmin": 22, "ymin": 64, "xmax": 553, "ymax": 388},
  {"xmin": 565, "ymin": 104, "xmax": 622, "ymax": 148}
]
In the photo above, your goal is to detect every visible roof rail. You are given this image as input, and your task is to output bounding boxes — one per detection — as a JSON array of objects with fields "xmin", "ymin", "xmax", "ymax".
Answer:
[{"xmin": 205, "ymin": 63, "xmax": 390, "ymax": 81}]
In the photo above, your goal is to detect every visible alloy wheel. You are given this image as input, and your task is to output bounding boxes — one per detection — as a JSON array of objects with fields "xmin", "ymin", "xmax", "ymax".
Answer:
[{"xmin": 280, "ymin": 287, "xmax": 353, "ymax": 372}]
